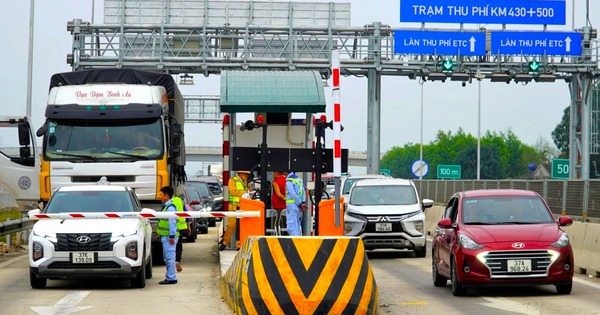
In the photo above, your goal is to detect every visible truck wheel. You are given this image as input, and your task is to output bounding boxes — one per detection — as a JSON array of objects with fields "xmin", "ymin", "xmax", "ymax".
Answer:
[
  {"xmin": 131, "ymin": 258, "xmax": 147, "ymax": 288},
  {"xmin": 30, "ymin": 270, "xmax": 47, "ymax": 289}
]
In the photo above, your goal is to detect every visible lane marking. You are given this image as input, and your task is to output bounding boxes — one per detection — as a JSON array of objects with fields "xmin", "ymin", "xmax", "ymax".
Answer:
[{"xmin": 31, "ymin": 291, "xmax": 93, "ymax": 315}]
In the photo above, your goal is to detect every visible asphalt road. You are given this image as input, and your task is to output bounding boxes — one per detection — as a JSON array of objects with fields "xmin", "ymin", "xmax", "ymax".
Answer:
[
  {"xmin": 0, "ymin": 227, "xmax": 232, "ymax": 315},
  {"xmin": 4, "ymin": 231, "xmax": 600, "ymax": 315}
]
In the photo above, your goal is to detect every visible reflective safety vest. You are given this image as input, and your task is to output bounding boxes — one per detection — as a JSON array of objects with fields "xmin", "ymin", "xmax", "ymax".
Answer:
[
  {"xmin": 157, "ymin": 203, "xmax": 180, "ymax": 236},
  {"xmin": 229, "ymin": 176, "xmax": 248, "ymax": 206},
  {"xmin": 171, "ymin": 196, "xmax": 188, "ymax": 231},
  {"xmin": 286, "ymin": 177, "xmax": 304, "ymax": 204}
]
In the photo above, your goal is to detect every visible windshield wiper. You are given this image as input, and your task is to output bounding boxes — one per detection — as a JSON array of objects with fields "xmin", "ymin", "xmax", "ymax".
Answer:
[
  {"xmin": 106, "ymin": 150, "xmax": 150, "ymax": 160},
  {"xmin": 501, "ymin": 221, "xmax": 538, "ymax": 225},
  {"xmin": 53, "ymin": 152, "xmax": 96, "ymax": 161},
  {"xmin": 464, "ymin": 221, "xmax": 494, "ymax": 225}
]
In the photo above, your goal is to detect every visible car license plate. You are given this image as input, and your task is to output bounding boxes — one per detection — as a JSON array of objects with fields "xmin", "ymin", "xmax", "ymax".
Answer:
[
  {"xmin": 375, "ymin": 223, "xmax": 392, "ymax": 232},
  {"xmin": 71, "ymin": 252, "xmax": 95, "ymax": 264},
  {"xmin": 507, "ymin": 259, "xmax": 531, "ymax": 272}
]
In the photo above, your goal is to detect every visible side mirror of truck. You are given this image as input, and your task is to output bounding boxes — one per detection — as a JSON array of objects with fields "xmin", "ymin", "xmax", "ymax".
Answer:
[
  {"xmin": 35, "ymin": 121, "xmax": 48, "ymax": 137},
  {"xmin": 18, "ymin": 123, "xmax": 31, "ymax": 146},
  {"xmin": 170, "ymin": 145, "xmax": 181, "ymax": 157}
]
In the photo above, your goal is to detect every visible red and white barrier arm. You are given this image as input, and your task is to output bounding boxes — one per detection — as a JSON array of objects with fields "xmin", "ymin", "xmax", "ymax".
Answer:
[{"xmin": 29, "ymin": 211, "xmax": 261, "ymax": 220}]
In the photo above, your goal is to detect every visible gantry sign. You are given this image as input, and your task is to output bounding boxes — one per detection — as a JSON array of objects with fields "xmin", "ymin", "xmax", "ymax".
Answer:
[{"xmin": 67, "ymin": 0, "xmax": 599, "ymax": 179}]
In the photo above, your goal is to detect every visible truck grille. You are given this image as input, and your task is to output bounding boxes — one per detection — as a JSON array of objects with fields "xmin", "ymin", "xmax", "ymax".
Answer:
[
  {"xmin": 481, "ymin": 250, "xmax": 553, "ymax": 278},
  {"xmin": 71, "ymin": 176, "xmax": 135, "ymax": 183},
  {"xmin": 55, "ymin": 233, "xmax": 113, "ymax": 251}
]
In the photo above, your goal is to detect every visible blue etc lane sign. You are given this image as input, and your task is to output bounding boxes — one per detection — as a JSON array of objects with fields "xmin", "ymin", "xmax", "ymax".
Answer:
[
  {"xmin": 490, "ymin": 31, "xmax": 582, "ymax": 55},
  {"xmin": 394, "ymin": 30, "xmax": 486, "ymax": 56},
  {"xmin": 400, "ymin": 0, "xmax": 566, "ymax": 25}
]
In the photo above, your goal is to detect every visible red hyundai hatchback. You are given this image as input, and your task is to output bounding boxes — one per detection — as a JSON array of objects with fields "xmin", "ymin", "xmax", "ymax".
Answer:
[{"xmin": 432, "ymin": 189, "xmax": 574, "ymax": 296}]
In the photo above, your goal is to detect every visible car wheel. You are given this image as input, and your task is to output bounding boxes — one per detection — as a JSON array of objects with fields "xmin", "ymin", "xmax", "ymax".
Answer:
[
  {"xmin": 451, "ymin": 258, "xmax": 467, "ymax": 296},
  {"xmin": 414, "ymin": 243, "xmax": 426, "ymax": 258},
  {"xmin": 145, "ymin": 249, "xmax": 153, "ymax": 279},
  {"xmin": 131, "ymin": 257, "xmax": 147, "ymax": 288},
  {"xmin": 30, "ymin": 270, "xmax": 47, "ymax": 289},
  {"xmin": 209, "ymin": 218, "xmax": 216, "ymax": 227},
  {"xmin": 432, "ymin": 252, "xmax": 448, "ymax": 287},
  {"xmin": 556, "ymin": 282, "xmax": 572, "ymax": 294},
  {"xmin": 200, "ymin": 224, "xmax": 208, "ymax": 234}
]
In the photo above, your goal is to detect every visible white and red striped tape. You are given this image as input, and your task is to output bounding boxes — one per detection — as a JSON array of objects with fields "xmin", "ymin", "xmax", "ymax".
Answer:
[
  {"xmin": 29, "ymin": 211, "xmax": 261, "ymax": 220},
  {"xmin": 223, "ymin": 114, "xmax": 231, "ymax": 211},
  {"xmin": 332, "ymin": 50, "xmax": 342, "ymax": 177}
]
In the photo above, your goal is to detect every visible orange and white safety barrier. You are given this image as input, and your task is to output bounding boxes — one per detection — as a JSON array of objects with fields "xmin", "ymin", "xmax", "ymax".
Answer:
[{"xmin": 29, "ymin": 211, "xmax": 261, "ymax": 220}]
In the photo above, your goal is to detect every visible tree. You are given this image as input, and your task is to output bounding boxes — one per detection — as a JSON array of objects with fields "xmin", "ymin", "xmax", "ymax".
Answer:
[
  {"xmin": 533, "ymin": 137, "xmax": 559, "ymax": 164},
  {"xmin": 381, "ymin": 128, "xmax": 549, "ymax": 180},
  {"xmin": 380, "ymin": 143, "xmax": 421, "ymax": 179},
  {"xmin": 551, "ymin": 106, "xmax": 569, "ymax": 157}
]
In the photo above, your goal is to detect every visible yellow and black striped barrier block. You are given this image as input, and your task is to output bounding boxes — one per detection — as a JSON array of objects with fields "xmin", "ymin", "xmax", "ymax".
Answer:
[{"xmin": 221, "ymin": 236, "xmax": 378, "ymax": 315}]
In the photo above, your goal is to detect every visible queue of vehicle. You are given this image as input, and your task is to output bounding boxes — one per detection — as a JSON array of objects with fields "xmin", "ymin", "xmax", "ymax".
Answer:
[{"xmin": 24, "ymin": 166, "xmax": 577, "ymax": 299}]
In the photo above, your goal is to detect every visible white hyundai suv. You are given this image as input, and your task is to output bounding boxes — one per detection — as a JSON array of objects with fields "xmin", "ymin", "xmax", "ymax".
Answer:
[
  {"xmin": 28, "ymin": 184, "xmax": 153, "ymax": 288},
  {"xmin": 344, "ymin": 178, "xmax": 434, "ymax": 257}
]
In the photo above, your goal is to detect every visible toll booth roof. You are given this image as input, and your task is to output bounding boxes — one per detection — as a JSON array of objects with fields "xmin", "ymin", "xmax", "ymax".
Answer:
[{"xmin": 220, "ymin": 70, "xmax": 326, "ymax": 113}]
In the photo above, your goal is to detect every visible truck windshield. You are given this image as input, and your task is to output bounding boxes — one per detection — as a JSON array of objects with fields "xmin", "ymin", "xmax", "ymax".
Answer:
[{"xmin": 43, "ymin": 120, "xmax": 163, "ymax": 161}]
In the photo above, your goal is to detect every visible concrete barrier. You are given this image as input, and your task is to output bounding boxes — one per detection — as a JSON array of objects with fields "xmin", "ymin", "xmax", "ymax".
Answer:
[
  {"xmin": 221, "ymin": 236, "xmax": 378, "ymax": 315},
  {"xmin": 425, "ymin": 205, "xmax": 600, "ymax": 278}
]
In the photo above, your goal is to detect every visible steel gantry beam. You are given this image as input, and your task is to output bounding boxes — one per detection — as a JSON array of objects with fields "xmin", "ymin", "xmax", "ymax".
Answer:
[{"xmin": 66, "ymin": 18, "xmax": 600, "ymax": 178}]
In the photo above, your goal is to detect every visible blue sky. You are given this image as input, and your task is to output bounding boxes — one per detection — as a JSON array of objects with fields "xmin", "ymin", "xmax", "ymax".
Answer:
[{"xmin": 1, "ymin": 0, "xmax": 597, "ymax": 175}]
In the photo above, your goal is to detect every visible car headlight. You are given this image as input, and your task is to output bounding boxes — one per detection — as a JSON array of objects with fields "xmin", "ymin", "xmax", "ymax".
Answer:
[
  {"xmin": 550, "ymin": 232, "xmax": 570, "ymax": 248},
  {"xmin": 459, "ymin": 234, "xmax": 485, "ymax": 250},
  {"xmin": 344, "ymin": 213, "xmax": 366, "ymax": 236},
  {"xmin": 401, "ymin": 219, "xmax": 424, "ymax": 236}
]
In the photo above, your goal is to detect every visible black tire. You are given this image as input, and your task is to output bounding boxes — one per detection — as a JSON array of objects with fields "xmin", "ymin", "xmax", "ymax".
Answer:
[
  {"xmin": 131, "ymin": 257, "xmax": 147, "ymax": 288},
  {"xmin": 414, "ymin": 243, "xmax": 427, "ymax": 258},
  {"xmin": 200, "ymin": 225, "xmax": 208, "ymax": 234},
  {"xmin": 556, "ymin": 282, "xmax": 572, "ymax": 294},
  {"xmin": 30, "ymin": 270, "xmax": 47, "ymax": 289},
  {"xmin": 451, "ymin": 258, "xmax": 467, "ymax": 296},
  {"xmin": 432, "ymin": 252, "xmax": 448, "ymax": 287},
  {"xmin": 145, "ymin": 249, "xmax": 153, "ymax": 279},
  {"xmin": 208, "ymin": 218, "xmax": 216, "ymax": 227}
]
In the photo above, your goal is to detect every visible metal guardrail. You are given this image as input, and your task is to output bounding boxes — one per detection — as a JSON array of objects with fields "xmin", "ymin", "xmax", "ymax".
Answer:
[
  {"xmin": 415, "ymin": 179, "xmax": 600, "ymax": 221},
  {"xmin": 0, "ymin": 218, "xmax": 34, "ymax": 236},
  {"xmin": 0, "ymin": 218, "xmax": 34, "ymax": 249}
]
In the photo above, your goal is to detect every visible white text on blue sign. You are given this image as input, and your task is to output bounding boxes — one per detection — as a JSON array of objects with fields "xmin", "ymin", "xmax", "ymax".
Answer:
[
  {"xmin": 394, "ymin": 31, "xmax": 486, "ymax": 56},
  {"xmin": 400, "ymin": 0, "xmax": 566, "ymax": 25},
  {"xmin": 490, "ymin": 31, "xmax": 581, "ymax": 56}
]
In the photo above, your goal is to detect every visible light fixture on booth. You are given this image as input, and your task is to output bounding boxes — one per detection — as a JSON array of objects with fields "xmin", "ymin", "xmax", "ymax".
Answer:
[{"xmin": 179, "ymin": 73, "xmax": 194, "ymax": 85}]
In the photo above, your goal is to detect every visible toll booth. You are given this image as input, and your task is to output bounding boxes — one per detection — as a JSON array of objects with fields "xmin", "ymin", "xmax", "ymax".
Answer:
[{"xmin": 220, "ymin": 70, "xmax": 348, "ymax": 238}]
